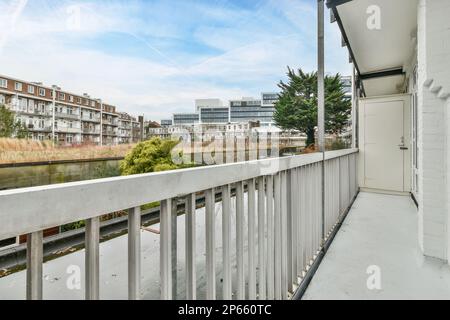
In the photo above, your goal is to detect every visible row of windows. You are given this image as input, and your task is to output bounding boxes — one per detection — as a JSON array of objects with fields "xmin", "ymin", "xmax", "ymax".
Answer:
[
  {"xmin": 230, "ymin": 107, "xmax": 274, "ymax": 113},
  {"xmin": 0, "ymin": 78, "xmax": 105, "ymax": 109},
  {"xmin": 230, "ymin": 101, "xmax": 262, "ymax": 107}
]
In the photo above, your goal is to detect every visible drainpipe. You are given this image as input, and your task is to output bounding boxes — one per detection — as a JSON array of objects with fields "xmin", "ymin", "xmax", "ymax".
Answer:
[
  {"xmin": 99, "ymin": 99, "xmax": 103, "ymax": 146},
  {"xmin": 317, "ymin": 0, "xmax": 326, "ymax": 243},
  {"xmin": 52, "ymin": 85, "xmax": 57, "ymax": 146},
  {"xmin": 351, "ymin": 64, "xmax": 358, "ymax": 149}
]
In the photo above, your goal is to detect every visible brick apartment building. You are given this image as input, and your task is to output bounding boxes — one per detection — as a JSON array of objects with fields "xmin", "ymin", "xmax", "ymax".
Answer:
[{"xmin": 0, "ymin": 74, "xmax": 143, "ymax": 145}]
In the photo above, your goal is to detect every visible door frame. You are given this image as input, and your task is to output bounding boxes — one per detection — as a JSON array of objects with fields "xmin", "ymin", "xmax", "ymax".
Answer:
[{"xmin": 358, "ymin": 94, "xmax": 412, "ymax": 194}]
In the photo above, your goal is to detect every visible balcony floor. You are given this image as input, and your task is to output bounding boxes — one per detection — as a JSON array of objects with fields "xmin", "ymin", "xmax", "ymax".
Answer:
[{"xmin": 303, "ymin": 192, "xmax": 450, "ymax": 300}]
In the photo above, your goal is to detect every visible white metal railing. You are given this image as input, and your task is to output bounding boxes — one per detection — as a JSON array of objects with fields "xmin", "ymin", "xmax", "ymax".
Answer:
[{"xmin": 0, "ymin": 148, "xmax": 358, "ymax": 300}]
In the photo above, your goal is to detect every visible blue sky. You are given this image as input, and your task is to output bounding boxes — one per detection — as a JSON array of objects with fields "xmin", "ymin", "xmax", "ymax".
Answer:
[{"xmin": 0, "ymin": 0, "xmax": 351, "ymax": 121}]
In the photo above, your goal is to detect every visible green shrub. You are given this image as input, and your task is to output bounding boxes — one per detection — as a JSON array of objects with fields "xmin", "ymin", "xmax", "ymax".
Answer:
[{"xmin": 119, "ymin": 137, "xmax": 181, "ymax": 175}]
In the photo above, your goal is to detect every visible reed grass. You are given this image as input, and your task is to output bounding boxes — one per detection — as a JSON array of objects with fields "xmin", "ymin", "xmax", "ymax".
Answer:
[{"xmin": 0, "ymin": 138, "xmax": 135, "ymax": 164}]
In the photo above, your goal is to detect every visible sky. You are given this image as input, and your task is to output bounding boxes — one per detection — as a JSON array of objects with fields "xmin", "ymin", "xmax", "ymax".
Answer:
[{"xmin": 0, "ymin": 0, "xmax": 351, "ymax": 121}]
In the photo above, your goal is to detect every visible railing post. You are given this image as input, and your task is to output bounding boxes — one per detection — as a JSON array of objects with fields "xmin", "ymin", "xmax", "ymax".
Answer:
[
  {"xmin": 128, "ymin": 206, "xmax": 141, "ymax": 300},
  {"xmin": 26, "ymin": 231, "xmax": 43, "ymax": 300},
  {"xmin": 298, "ymin": 167, "xmax": 305, "ymax": 277},
  {"xmin": 248, "ymin": 179, "xmax": 257, "ymax": 299},
  {"xmin": 185, "ymin": 193, "xmax": 196, "ymax": 300},
  {"xmin": 222, "ymin": 185, "xmax": 232, "ymax": 300},
  {"xmin": 266, "ymin": 175, "xmax": 274, "ymax": 299},
  {"xmin": 160, "ymin": 199, "xmax": 172, "ymax": 300},
  {"xmin": 257, "ymin": 176, "xmax": 266, "ymax": 300},
  {"xmin": 171, "ymin": 199, "xmax": 178, "ymax": 299},
  {"xmin": 205, "ymin": 188, "xmax": 216, "ymax": 300},
  {"xmin": 290, "ymin": 168, "xmax": 298, "ymax": 290},
  {"xmin": 85, "ymin": 217, "xmax": 100, "ymax": 300},
  {"xmin": 281, "ymin": 171, "xmax": 288, "ymax": 299},
  {"xmin": 273, "ymin": 173, "xmax": 281, "ymax": 300},
  {"xmin": 236, "ymin": 181, "xmax": 245, "ymax": 299}
]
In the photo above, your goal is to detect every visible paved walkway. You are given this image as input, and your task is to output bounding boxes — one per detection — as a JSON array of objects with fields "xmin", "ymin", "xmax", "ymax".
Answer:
[{"xmin": 303, "ymin": 192, "xmax": 450, "ymax": 300}]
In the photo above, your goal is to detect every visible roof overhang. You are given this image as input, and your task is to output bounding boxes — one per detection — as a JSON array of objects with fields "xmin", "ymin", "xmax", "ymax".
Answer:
[{"xmin": 327, "ymin": 0, "xmax": 418, "ymax": 97}]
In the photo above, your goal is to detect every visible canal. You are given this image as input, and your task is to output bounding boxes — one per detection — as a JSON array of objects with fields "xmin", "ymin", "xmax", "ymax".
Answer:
[{"xmin": 0, "ymin": 159, "xmax": 122, "ymax": 191}]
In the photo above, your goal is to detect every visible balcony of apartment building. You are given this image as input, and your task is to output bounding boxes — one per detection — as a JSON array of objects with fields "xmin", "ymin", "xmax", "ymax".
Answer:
[
  {"xmin": 81, "ymin": 112, "xmax": 101, "ymax": 123},
  {"xmin": 82, "ymin": 125, "xmax": 101, "ymax": 135},
  {"xmin": 55, "ymin": 123, "xmax": 81, "ymax": 134},
  {"xmin": 1, "ymin": 0, "xmax": 450, "ymax": 301},
  {"xmin": 54, "ymin": 111, "xmax": 80, "ymax": 121},
  {"xmin": 102, "ymin": 116, "xmax": 119, "ymax": 127},
  {"xmin": 27, "ymin": 123, "xmax": 52, "ymax": 133},
  {"xmin": 102, "ymin": 126, "xmax": 118, "ymax": 136}
]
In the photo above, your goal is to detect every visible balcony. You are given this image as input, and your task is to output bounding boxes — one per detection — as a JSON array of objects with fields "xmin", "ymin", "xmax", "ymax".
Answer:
[
  {"xmin": 55, "ymin": 112, "xmax": 80, "ymax": 120},
  {"xmin": 17, "ymin": 109, "xmax": 52, "ymax": 117},
  {"xmin": 81, "ymin": 117, "xmax": 101, "ymax": 123},
  {"xmin": 82, "ymin": 127, "xmax": 100, "ymax": 135},
  {"xmin": 103, "ymin": 118, "xmax": 118, "ymax": 126},
  {"xmin": 29, "ymin": 126, "xmax": 52, "ymax": 132},
  {"xmin": 303, "ymin": 192, "xmax": 450, "ymax": 300},
  {"xmin": 56, "ymin": 127, "xmax": 80, "ymax": 134},
  {"xmin": 0, "ymin": 149, "xmax": 358, "ymax": 300},
  {"xmin": 103, "ymin": 130, "xmax": 117, "ymax": 136}
]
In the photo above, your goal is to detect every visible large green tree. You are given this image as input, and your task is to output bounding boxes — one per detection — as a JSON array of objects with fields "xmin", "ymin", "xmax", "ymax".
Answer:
[
  {"xmin": 0, "ymin": 105, "xmax": 28, "ymax": 138},
  {"xmin": 273, "ymin": 68, "xmax": 351, "ymax": 146}
]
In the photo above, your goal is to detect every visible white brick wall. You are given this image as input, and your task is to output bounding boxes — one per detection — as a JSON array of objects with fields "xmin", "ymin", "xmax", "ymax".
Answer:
[{"xmin": 417, "ymin": 0, "xmax": 450, "ymax": 261}]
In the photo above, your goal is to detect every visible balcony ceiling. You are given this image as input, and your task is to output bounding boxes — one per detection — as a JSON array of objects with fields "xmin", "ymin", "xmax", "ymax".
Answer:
[{"xmin": 330, "ymin": 0, "xmax": 418, "ymax": 96}]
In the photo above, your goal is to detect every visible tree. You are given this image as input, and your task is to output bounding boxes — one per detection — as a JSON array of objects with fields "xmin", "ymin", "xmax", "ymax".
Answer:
[
  {"xmin": 273, "ymin": 68, "xmax": 351, "ymax": 146},
  {"xmin": 120, "ymin": 137, "xmax": 181, "ymax": 175},
  {"xmin": 0, "ymin": 105, "xmax": 28, "ymax": 138}
]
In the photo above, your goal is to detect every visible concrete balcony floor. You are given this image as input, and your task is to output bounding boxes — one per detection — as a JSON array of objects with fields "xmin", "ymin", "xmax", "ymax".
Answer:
[{"xmin": 303, "ymin": 192, "xmax": 450, "ymax": 300}]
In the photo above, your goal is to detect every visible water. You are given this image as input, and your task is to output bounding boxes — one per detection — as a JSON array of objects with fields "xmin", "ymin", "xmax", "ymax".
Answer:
[{"xmin": 0, "ymin": 160, "xmax": 121, "ymax": 190}]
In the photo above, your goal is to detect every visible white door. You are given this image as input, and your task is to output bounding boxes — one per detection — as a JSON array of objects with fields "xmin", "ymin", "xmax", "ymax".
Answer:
[{"xmin": 361, "ymin": 97, "xmax": 410, "ymax": 192}]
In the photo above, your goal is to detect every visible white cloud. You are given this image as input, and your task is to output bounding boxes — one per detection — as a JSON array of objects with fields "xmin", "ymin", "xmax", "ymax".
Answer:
[{"xmin": 0, "ymin": 0, "xmax": 352, "ymax": 121}]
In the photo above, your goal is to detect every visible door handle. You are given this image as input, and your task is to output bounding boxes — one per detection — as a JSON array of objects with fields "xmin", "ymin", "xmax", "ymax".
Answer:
[{"xmin": 399, "ymin": 145, "xmax": 408, "ymax": 150}]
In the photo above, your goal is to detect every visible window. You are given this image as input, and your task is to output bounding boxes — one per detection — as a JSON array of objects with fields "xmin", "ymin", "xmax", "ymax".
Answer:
[
  {"xmin": 59, "ymin": 93, "xmax": 65, "ymax": 100},
  {"xmin": 28, "ymin": 85, "xmax": 35, "ymax": 94},
  {"xmin": 77, "ymin": 97, "xmax": 82, "ymax": 104},
  {"xmin": 66, "ymin": 134, "xmax": 73, "ymax": 144},
  {"xmin": 15, "ymin": 82, "xmax": 22, "ymax": 91},
  {"xmin": 39, "ymin": 88, "xmax": 45, "ymax": 96},
  {"xmin": 91, "ymin": 101, "xmax": 96, "ymax": 107},
  {"xmin": 69, "ymin": 95, "xmax": 74, "ymax": 103},
  {"xmin": 0, "ymin": 78, "xmax": 7, "ymax": 88}
]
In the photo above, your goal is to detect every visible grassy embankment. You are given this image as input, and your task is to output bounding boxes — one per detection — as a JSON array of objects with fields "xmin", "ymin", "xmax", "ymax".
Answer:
[{"xmin": 0, "ymin": 138, "xmax": 135, "ymax": 165}]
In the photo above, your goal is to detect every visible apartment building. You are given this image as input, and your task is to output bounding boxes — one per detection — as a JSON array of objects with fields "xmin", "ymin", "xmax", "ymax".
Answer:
[{"xmin": 0, "ymin": 75, "xmax": 142, "ymax": 145}]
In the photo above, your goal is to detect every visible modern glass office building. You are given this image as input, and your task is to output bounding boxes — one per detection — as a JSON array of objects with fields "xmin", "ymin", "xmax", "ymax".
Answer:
[
  {"xmin": 173, "ymin": 113, "xmax": 199, "ymax": 125},
  {"xmin": 199, "ymin": 107, "xmax": 229, "ymax": 123},
  {"xmin": 229, "ymin": 97, "xmax": 275, "ymax": 124},
  {"xmin": 161, "ymin": 119, "xmax": 173, "ymax": 127}
]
